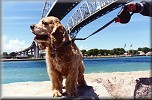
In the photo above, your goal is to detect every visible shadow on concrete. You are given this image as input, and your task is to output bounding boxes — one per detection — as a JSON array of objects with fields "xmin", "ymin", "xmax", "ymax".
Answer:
[{"xmin": 61, "ymin": 85, "xmax": 99, "ymax": 99}]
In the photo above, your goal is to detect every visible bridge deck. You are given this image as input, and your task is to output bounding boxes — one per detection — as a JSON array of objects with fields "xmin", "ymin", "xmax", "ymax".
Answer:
[{"xmin": 46, "ymin": 0, "xmax": 81, "ymax": 20}]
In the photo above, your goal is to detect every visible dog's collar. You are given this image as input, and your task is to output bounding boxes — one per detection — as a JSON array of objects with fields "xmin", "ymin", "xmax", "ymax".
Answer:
[
  {"xmin": 50, "ymin": 39, "xmax": 74, "ymax": 58},
  {"xmin": 61, "ymin": 39, "xmax": 75, "ymax": 47},
  {"xmin": 55, "ymin": 39, "xmax": 75, "ymax": 50}
]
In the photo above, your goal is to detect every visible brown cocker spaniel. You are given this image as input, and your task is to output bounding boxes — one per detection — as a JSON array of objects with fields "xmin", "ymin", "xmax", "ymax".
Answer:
[{"xmin": 30, "ymin": 16, "xmax": 86, "ymax": 97}]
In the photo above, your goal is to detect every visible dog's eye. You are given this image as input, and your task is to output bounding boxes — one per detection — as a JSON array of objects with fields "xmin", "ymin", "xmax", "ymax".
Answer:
[{"xmin": 42, "ymin": 21, "xmax": 48, "ymax": 25}]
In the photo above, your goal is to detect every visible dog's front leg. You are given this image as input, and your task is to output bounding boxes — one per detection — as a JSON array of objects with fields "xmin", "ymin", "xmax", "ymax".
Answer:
[
  {"xmin": 78, "ymin": 61, "xmax": 87, "ymax": 86},
  {"xmin": 65, "ymin": 68, "xmax": 78, "ymax": 97},
  {"xmin": 49, "ymin": 70, "xmax": 63, "ymax": 97}
]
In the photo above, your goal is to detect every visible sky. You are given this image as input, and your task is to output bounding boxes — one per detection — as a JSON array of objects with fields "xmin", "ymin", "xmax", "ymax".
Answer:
[{"xmin": 1, "ymin": 0, "xmax": 151, "ymax": 53}]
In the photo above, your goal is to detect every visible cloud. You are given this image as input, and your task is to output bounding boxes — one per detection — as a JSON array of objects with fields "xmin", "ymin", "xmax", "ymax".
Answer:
[{"xmin": 2, "ymin": 35, "xmax": 30, "ymax": 53}]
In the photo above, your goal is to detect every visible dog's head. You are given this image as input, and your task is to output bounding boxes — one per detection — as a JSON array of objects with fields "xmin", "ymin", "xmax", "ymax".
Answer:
[{"xmin": 30, "ymin": 16, "xmax": 68, "ymax": 50}]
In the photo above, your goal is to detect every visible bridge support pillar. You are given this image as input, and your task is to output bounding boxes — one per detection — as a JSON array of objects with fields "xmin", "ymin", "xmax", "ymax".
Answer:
[
  {"xmin": 34, "ymin": 46, "xmax": 39, "ymax": 59},
  {"xmin": 31, "ymin": 48, "xmax": 33, "ymax": 57},
  {"xmin": 26, "ymin": 51, "xmax": 28, "ymax": 55}
]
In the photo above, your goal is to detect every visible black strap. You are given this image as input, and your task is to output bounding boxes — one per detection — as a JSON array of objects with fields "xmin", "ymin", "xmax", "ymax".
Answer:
[
  {"xmin": 73, "ymin": 5, "xmax": 135, "ymax": 41},
  {"xmin": 74, "ymin": 18, "xmax": 115, "ymax": 40}
]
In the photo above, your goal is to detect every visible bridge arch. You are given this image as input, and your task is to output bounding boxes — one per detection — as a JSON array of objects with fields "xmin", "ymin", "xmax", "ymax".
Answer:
[
  {"xmin": 16, "ymin": 40, "xmax": 39, "ymax": 59},
  {"xmin": 65, "ymin": 0, "xmax": 132, "ymax": 39},
  {"xmin": 16, "ymin": 0, "xmax": 131, "ymax": 59}
]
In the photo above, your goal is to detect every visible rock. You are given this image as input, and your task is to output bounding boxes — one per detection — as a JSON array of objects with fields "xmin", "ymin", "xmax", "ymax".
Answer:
[{"xmin": 134, "ymin": 77, "xmax": 152, "ymax": 99}]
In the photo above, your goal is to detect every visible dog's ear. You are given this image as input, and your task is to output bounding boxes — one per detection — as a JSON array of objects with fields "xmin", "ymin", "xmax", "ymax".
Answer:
[
  {"xmin": 51, "ymin": 23, "xmax": 68, "ymax": 42},
  {"xmin": 51, "ymin": 23, "xmax": 66, "ymax": 35}
]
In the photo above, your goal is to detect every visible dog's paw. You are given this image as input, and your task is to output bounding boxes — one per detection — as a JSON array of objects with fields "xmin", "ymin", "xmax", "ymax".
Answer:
[
  {"xmin": 53, "ymin": 90, "xmax": 62, "ymax": 97},
  {"xmin": 67, "ymin": 91, "xmax": 78, "ymax": 97}
]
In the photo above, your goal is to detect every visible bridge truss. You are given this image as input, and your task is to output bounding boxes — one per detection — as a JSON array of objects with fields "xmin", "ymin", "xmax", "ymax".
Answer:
[
  {"xmin": 41, "ymin": 0, "xmax": 55, "ymax": 19},
  {"xmin": 64, "ymin": 0, "xmax": 132, "ymax": 39}
]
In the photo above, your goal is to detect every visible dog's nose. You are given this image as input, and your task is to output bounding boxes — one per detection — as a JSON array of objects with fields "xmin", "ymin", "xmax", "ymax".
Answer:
[{"xmin": 30, "ymin": 25, "xmax": 35, "ymax": 30}]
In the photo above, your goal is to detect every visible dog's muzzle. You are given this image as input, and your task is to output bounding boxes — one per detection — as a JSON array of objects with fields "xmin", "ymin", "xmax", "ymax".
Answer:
[{"xmin": 30, "ymin": 25, "xmax": 49, "ymax": 40}]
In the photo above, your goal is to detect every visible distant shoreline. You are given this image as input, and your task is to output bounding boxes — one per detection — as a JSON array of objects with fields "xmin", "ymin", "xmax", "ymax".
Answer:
[
  {"xmin": 1, "ymin": 58, "xmax": 45, "ymax": 62},
  {"xmin": 83, "ymin": 54, "xmax": 133, "ymax": 59},
  {"xmin": 1, "ymin": 55, "xmax": 150, "ymax": 62}
]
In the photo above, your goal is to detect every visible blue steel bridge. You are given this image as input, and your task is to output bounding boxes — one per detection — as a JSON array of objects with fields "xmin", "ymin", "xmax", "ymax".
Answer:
[{"xmin": 16, "ymin": 0, "xmax": 132, "ymax": 59}]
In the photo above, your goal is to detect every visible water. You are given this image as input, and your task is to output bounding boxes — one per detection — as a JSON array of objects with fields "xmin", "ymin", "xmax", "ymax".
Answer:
[{"xmin": 1, "ymin": 56, "xmax": 151, "ymax": 84}]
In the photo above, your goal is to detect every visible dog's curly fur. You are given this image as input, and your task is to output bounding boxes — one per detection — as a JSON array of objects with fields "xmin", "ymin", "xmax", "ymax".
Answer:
[{"xmin": 30, "ymin": 16, "xmax": 86, "ymax": 97}]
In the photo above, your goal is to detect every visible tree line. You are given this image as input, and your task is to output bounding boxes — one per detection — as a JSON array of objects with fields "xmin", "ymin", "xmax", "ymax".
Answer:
[
  {"xmin": 2, "ymin": 52, "xmax": 17, "ymax": 58},
  {"xmin": 1, "ymin": 47, "xmax": 152, "ymax": 58},
  {"xmin": 81, "ymin": 47, "xmax": 152, "ymax": 56}
]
